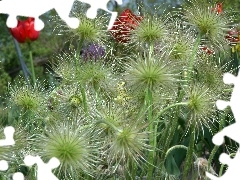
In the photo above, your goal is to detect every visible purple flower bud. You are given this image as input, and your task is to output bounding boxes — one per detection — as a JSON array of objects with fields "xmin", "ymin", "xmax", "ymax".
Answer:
[{"xmin": 81, "ymin": 44, "xmax": 105, "ymax": 61}]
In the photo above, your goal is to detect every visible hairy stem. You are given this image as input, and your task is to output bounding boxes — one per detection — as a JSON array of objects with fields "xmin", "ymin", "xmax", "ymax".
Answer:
[
  {"xmin": 187, "ymin": 35, "xmax": 201, "ymax": 82},
  {"xmin": 147, "ymin": 88, "xmax": 154, "ymax": 179},
  {"xmin": 157, "ymin": 88, "xmax": 185, "ymax": 176},
  {"xmin": 28, "ymin": 43, "xmax": 36, "ymax": 85},
  {"xmin": 183, "ymin": 125, "xmax": 195, "ymax": 180}
]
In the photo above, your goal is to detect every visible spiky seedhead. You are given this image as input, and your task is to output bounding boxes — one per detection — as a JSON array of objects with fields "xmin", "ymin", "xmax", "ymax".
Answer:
[
  {"xmin": 184, "ymin": 84, "xmax": 217, "ymax": 129},
  {"xmin": 194, "ymin": 56, "xmax": 225, "ymax": 94},
  {"xmin": 106, "ymin": 123, "xmax": 148, "ymax": 167},
  {"xmin": 51, "ymin": 83, "xmax": 85, "ymax": 114},
  {"xmin": 74, "ymin": 14, "xmax": 107, "ymax": 43},
  {"xmin": 130, "ymin": 12, "xmax": 167, "ymax": 46},
  {"xmin": 95, "ymin": 101, "xmax": 148, "ymax": 168},
  {"xmin": 8, "ymin": 80, "xmax": 46, "ymax": 112},
  {"xmin": 37, "ymin": 120, "xmax": 98, "ymax": 178},
  {"xmin": 183, "ymin": 0, "xmax": 230, "ymax": 50},
  {"xmin": 96, "ymin": 102, "xmax": 122, "ymax": 135},
  {"xmin": 77, "ymin": 60, "xmax": 114, "ymax": 92},
  {"xmin": 51, "ymin": 51, "xmax": 77, "ymax": 83},
  {"xmin": 53, "ymin": 7, "xmax": 108, "ymax": 45},
  {"xmin": 124, "ymin": 54, "xmax": 177, "ymax": 92},
  {"xmin": 69, "ymin": 95, "xmax": 82, "ymax": 108},
  {"xmin": 167, "ymin": 21, "xmax": 196, "ymax": 64}
]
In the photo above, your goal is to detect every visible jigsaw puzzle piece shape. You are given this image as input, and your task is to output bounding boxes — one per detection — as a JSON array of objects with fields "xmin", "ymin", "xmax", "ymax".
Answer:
[
  {"xmin": 80, "ymin": 0, "xmax": 122, "ymax": 29},
  {"xmin": 0, "ymin": 160, "xmax": 8, "ymax": 171},
  {"xmin": 54, "ymin": 0, "xmax": 79, "ymax": 29},
  {"xmin": 212, "ymin": 122, "xmax": 240, "ymax": 146},
  {"xmin": 0, "ymin": 0, "xmax": 54, "ymax": 30},
  {"xmin": 222, "ymin": 72, "xmax": 240, "ymax": 121},
  {"xmin": 12, "ymin": 172, "xmax": 24, "ymax": 180},
  {"xmin": 0, "ymin": 126, "xmax": 16, "ymax": 175},
  {"xmin": 0, "ymin": 126, "xmax": 15, "ymax": 146},
  {"xmin": 206, "ymin": 150, "xmax": 240, "ymax": 180},
  {"xmin": 24, "ymin": 155, "xmax": 60, "ymax": 180},
  {"xmin": 0, "ymin": 0, "xmax": 79, "ymax": 30}
]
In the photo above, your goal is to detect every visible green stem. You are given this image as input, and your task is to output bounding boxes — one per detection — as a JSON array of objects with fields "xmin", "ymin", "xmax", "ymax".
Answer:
[
  {"xmin": 149, "ymin": 42, "xmax": 154, "ymax": 59},
  {"xmin": 130, "ymin": 160, "xmax": 137, "ymax": 180},
  {"xmin": 155, "ymin": 102, "xmax": 188, "ymax": 122},
  {"xmin": 157, "ymin": 89, "xmax": 185, "ymax": 175},
  {"xmin": 187, "ymin": 35, "xmax": 201, "ymax": 82},
  {"xmin": 76, "ymin": 36, "xmax": 84, "ymax": 59},
  {"xmin": 96, "ymin": 120, "xmax": 119, "ymax": 132},
  {"xmin": 183, "ymin": 125, "xmax": 195, "ymax": 180},
  {"xmin": 208, "ymin": 145, "xmax": 219, "ymax": 168},
  {"xmin": 80, "ymin": 84, "xmax": 88, "ymax": 116},
  {"xmin": 147, "ymin": 42, "xmax": 155, "ymax": 179},
  {"xmin": 28, "ymin": 43, "xmax": 36, "ymax": 85},
  {"xmin": 147, "ymin": 88, "xmax": 154, "ymax": 179}
]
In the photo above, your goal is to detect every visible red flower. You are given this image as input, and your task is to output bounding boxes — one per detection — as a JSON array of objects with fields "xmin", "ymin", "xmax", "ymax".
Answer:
[
  {"xmin": 212, "ymin": 2, "xmax": 223, "ymax": 14},
  {"xmin": 109, "ymin": 9, "xmax": 142, "ymax": 43},
  {"xmin": 10, "ymin": 17, "xmax": 40, "ymax": 43}
]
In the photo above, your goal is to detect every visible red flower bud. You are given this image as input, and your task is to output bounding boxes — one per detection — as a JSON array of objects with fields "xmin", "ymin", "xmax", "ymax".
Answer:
[
  {"xmin": 109, "ymin": 9, "xmax": 142, "ymax": 43},
  {"xmin": 10, "ymin": 17, "xmax": 40, "ymax": 43}
]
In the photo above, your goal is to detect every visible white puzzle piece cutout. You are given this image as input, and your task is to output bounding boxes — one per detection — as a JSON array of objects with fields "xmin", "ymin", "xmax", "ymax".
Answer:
[
  {"xmin": 206, "ymin": 71, "xmax": 240, "ymax": 179},
  {"xmin": 0, "ymin": 126, "xmax": 15, "ymax": 171},
  {"xmin": 0, "ymin": 0, "xmax": 122, "ymax": 31},
  {"xmin": 0, "ymin": 126, "xmax": 24, "ymax": 180},
  {"xmin": 24, "ymin": 155, "xmax": 60, "ymax": 180}
]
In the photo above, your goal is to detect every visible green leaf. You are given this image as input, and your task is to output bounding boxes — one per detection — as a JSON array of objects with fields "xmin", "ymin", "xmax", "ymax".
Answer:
[{"xmin": 164, "ymin": 154, "xmax": 180, "ymax": 176}]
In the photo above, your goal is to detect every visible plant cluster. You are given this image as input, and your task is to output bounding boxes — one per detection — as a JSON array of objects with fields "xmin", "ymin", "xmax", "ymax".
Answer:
[{"xmin": 0, "ymin": 1, "xmax": 239, "ymax": 180}]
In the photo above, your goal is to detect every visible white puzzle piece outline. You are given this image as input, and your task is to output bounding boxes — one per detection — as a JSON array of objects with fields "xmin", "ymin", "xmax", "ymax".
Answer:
[
  {"xmin": 24, "ymin": 155, "xmax": 60, "ymax": 180},
  {"xmin": 0, "ymin": 126, "xmax": 15, "ymax": 171},
  {"xmin": 0, "ymin": 0, "xmax": 122, "ymax": 31},
  {"xmin": 0, "ymin": 126, "xmax": 24, "ymax": 180},
  {"xmin": 206, "ymin": 72, "xmax": 240, "ymax": 179}
]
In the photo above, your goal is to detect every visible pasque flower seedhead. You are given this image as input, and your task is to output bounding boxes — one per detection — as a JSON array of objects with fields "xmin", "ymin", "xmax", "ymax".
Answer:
[
  {"xmin": 50, "ymin": 83, "xmax": 85, "ymax": 115},
  {"xmin": 194, "ymin": 56, "xmax": 226, "ymax": 94},
  {"xmin": 106, "ymin": 121, "xmax": 148, "ymax": 167},
  {"xmin": 8, "ymin": 80, "xmax": 46, "ymax": 113},
  {"xmin": 167, "ymin": 21, "xmax": 196, "ymax": 65},
  {"xmin": 52, "ymin": 51, "xmax": 77, "ymax": 83},
  {"xmin": 184, "ymin": 84, "xmax": 217, "ymax": 130},
  {"xmin": 124, "ymin": 54, "xmax": 177, "ymax": 92},
  {"xmin": 95, "ymin": 101, "xmax": 148, "ymax": 169},
  {"xmin": 36, "ymin": 120, "xmax": 98, "ymax": 178},
  {"xmin": 53, "ymin": 8, "xmax": 108, "ymax": 45},
  {"xmin": 76, "ymin": 59, "xmax": 114, "ymax": 92},
  {"xmin": 183, "ymin": 0, "xmax": 230, "ymax": 50},
  {"xmin": 130, "ymin": 13, "xmax": 167, "ymax": 46}
]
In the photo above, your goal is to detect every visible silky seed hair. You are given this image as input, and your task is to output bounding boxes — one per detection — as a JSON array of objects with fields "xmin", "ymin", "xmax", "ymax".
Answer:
[{"xmin": 183, "ymin": 0, "xmax": 232, "ymax": 52}]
